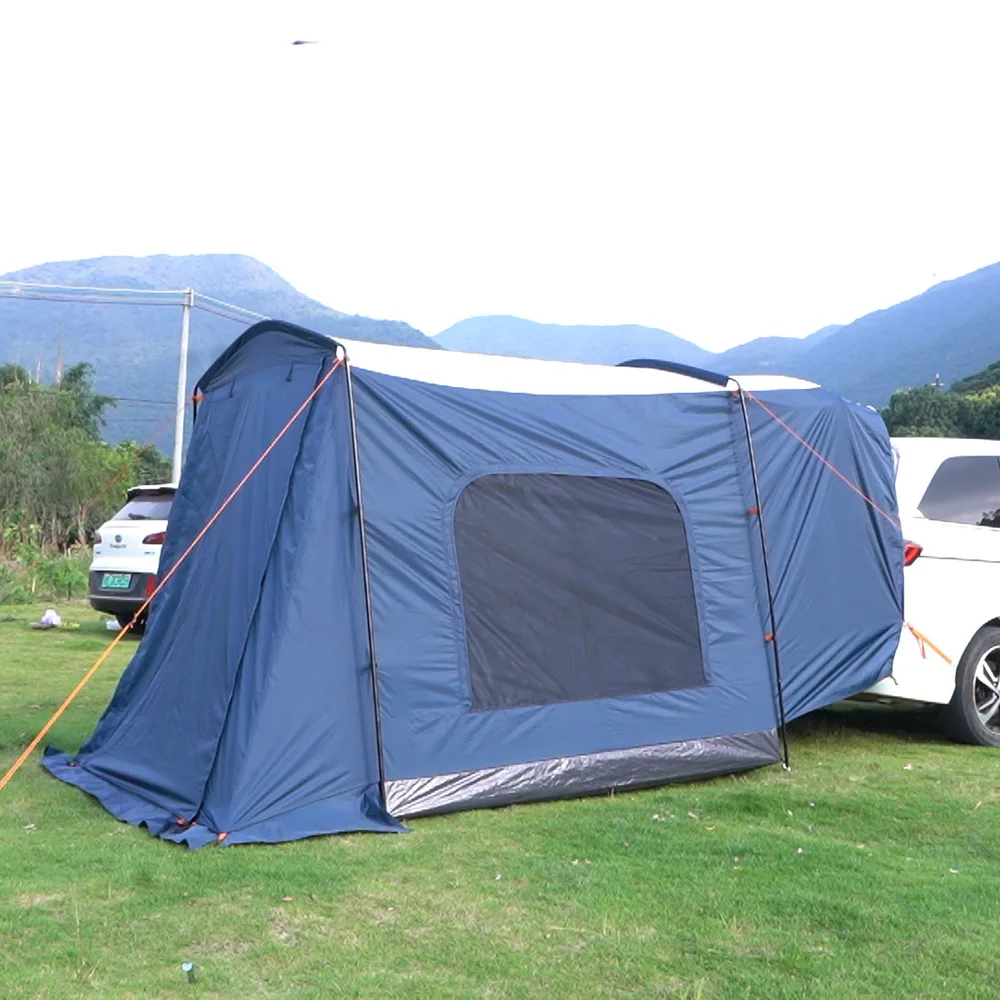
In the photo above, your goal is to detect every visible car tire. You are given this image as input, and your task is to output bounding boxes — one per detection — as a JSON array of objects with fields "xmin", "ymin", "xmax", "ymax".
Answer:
[
  {"xmin": 942, "ymin": 626, "xmax": 1000, "ymax": 747},
  {"xmin": 115, "ymin": 613, "xmax": 145, "ymax": 634}
]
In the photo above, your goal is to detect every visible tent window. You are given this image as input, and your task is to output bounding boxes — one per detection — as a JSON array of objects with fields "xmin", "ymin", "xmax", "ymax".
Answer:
[{"xmin": 454, "ymin": 473, "xmax": 705, "ymax": 711}]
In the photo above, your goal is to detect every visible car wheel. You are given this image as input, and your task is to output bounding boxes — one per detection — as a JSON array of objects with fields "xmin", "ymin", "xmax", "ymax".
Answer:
[
  {"xmin": 115, "ymin": 613, "xmax": 145, "ymax": 634},
  {"xmin": 943, "ymin": 626, "xmax": 1000, "ymax": 747}
]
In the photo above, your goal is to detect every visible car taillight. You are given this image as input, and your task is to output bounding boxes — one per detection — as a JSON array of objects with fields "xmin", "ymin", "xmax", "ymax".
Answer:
[
  {"xmin": 146, "ymin": 575, "xmax": 157, "ymax": 597},
  {"xmin": 903, "ymin": 541, "xmax": 922, "ymax": 566},
  {"xmin": 142, "ymin": 531, "xmax": 166, "ymax": 545}
]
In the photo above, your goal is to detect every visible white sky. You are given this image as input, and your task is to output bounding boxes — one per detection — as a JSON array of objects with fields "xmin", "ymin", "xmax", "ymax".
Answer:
[{"xmin": 2, "ymin": 1, "xmax": 1000, "ymax": 350}]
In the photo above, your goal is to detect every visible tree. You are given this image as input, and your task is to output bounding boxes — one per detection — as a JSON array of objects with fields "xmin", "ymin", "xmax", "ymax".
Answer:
[
  {"xmin": 951, "ymin": 360, "xmax": 1000, "ymax": 395},
  {"xmin": 114, "ymin": 441, "xmax": 172, "ymax": 488},
  {"xmin": 59, "ymin": 361, "xmax": 116, "ymax": 437},
  {"xmin": 881, "ymin": 360, "xmax": 1000, "ymax": 440},
  {"xmin": 0, "ymin": 363, "xmax": 32, "ymax": 388},
  {"xmin": 880, "ymin": 386, "xmax": 963, "ymax": 437},
  {"xmin": 0, "ymin": 361, "xmax": 169, "ymax": 551}
]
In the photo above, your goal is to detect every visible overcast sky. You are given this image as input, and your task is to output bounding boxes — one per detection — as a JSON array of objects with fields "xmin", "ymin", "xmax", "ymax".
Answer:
[{"xmin": 3, "ymin": 2, "xmax": 1000, "ymax": 350}]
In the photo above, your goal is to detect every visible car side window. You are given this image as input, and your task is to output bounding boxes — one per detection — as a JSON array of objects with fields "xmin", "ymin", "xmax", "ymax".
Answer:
[{"xmin": 918, "ymin": 456, "xmax": 1000, "ymax": 527}]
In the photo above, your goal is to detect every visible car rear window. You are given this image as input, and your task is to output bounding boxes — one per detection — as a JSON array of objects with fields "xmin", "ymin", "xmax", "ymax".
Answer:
[
  {"xmin": 918, "ymin": 457, "xmax": 1000, "ymax": 527},
  {"xmin": 111, "ymin": 495, "xmax": 174, "ymax": 521}
]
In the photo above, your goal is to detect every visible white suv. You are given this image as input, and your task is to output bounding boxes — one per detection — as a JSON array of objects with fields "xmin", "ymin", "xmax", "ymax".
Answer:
[
  {"xmin": 88, "ymin": 483, "xmax": 176, "ymax": 630},
  {"xmin": 862, "ymin": 439, "xmax": 1000, "ymax": 745}
]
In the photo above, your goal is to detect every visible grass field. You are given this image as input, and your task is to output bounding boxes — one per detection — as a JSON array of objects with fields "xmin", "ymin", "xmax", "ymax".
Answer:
[{"xmin": 2, "ymin": 602, "xmax": 999, "ymax": 999}]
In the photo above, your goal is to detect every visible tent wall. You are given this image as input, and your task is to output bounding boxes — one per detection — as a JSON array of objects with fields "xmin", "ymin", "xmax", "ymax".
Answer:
[
  {"xmin": 735, "ymin": 391, "xmax": 903, "ymax": 720},
  {"xmin": 352, "ymin": 369, "xmax": 783, "ymax": 816},
  {"xmin": 186, "ymin": 360, "xmax": 395, "ymax": 844},
  {"xmin": 45, "ymin": 341, "xmax": 400, "ymax": 845}
]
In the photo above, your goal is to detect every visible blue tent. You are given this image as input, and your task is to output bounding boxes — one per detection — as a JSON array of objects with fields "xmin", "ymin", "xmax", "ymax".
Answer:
[{"xmin": 45, "ymin": 321, "xmax": 903, "ymax": 846}]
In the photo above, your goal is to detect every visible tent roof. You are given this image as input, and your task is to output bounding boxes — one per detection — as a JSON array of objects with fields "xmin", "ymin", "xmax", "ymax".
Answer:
[
  {"xmin": 197, "ymin": 320, "xmax": 820, "ymax": 398},
  {"xmin": 338, "ymin": 337, "xmax": 819, "ymax": 396}
]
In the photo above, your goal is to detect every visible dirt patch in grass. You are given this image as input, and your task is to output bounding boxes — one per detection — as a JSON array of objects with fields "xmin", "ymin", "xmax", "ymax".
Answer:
[{"xmin": 18, "ymin": 892, "xmax": 63, "ymax": 908}]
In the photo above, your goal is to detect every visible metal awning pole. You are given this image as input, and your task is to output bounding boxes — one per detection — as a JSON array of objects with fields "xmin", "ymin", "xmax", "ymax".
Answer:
[{"xmin": 171, "ymin": 288, "xmax": 193, "ymax": 482}]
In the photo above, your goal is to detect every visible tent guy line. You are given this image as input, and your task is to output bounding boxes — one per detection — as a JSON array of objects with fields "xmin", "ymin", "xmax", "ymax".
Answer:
[{"xmin": 746, "ymin": 390, "xmax": 902, "ymax": 532}]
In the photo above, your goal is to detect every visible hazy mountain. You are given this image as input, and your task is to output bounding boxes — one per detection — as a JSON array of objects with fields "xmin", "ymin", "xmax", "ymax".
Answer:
[
  {"xmin": 5, "ymin": 252, "xmax": 1000, "ymax": 448},
  {"xmin": 0, "ymin": 254, "xmax": 436, "ymax": 442},
  {"xmin": 804, "ymin": 324, "xmax": 845, "ymax": 344},
  {"xmin": 434, "ymin": 316, "xmax": 713, "ymax": 368},
  {"xmin": 708, "ymin": 263, "xmax": 1000, "ymax": 405},
  {"xmin": 710, "ymin": 325, "xmax": 843, "ymax": 375},
  {"xmin": 435, "ymin": 261, "xmax": 1000, "ymax": 406},
  {"xmin": 434, "ymin": 316, "xmax": 852, "ymax": 382},
  {"xmin": 712, "ymin": 336, "xmax": 811, "ymax": 373},
  {"xmin": 794, "ymin": 263, "xmax": 1000, "ymax": 403}
]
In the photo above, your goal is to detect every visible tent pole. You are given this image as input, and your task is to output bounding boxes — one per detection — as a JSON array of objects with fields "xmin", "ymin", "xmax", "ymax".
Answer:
[
  {"xmin": 343, "ymin": 353, "xmax": 388, "ymax": 806},
  {"xmin": 733, "ymin": 381, "xmax": 791, "ymax": 768}
]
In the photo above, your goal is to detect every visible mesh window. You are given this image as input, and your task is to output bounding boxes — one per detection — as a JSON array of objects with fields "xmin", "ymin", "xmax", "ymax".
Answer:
[{"xmin": 454, "ymin": 474, "xmax": 705, "ymax": 711}]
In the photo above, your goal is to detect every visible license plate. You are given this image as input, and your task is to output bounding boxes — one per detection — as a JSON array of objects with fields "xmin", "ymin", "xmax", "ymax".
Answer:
[{"xmin": 101, "ymin": 573, "xmax": 132, "ymax": 590}]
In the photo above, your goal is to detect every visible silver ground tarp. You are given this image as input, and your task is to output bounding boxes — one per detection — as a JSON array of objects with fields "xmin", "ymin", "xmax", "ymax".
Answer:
[{"xmin": 385, "ymin": 730, "xmax": 780, "ymax": 818}]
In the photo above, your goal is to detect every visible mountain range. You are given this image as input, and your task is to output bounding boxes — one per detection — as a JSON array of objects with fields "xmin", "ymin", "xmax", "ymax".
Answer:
[
  {"xmin": 435, "ymin": 317, "xmax": 845, "ymax": 372},
  {"xmin": 433, "ymin": 317, "xmax": 713, "ymax": 368},
  {"xmin": 2, "ymin": 253, "xmax": 999, "ymax": 443},
  {"xmin": 436, "ymin": 261, "xmax": 1000, "ymax": 403},
  {"xmin": 0, "ymin": 255, "xmax": 435, "ymax": 442}
]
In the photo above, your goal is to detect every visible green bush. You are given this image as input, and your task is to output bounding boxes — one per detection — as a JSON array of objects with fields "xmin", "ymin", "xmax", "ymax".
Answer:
[
  {"xmin": 881, "ymin": 368, "xmax": 1000, "ymax": 439},
  {"xmin": 0, "ymin": 543, "xmax": 91, "ymax": 605},
  {"xmin": 0, "ymin": 360, "xmax": 171, "ymax": 551}
]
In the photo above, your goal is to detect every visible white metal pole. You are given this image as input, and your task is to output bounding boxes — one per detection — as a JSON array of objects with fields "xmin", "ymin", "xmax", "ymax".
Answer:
[{"xmin": 171, "ymin": 288, "xmax": 193, "ymax": 483}]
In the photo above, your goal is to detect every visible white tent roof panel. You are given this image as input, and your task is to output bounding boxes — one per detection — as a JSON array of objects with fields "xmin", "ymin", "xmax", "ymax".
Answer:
[{"xmin": 337, "ymin": 338, "xmax": 819, "ymax": 396}]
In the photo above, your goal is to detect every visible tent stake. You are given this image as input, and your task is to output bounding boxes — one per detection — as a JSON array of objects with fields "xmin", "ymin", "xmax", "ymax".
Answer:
[
  {"xmin": 344, "ymin": 353, "xmax": 389, "ymax": 806},
  {"xmin": 733, "ymin": 380, "xmax": 791, "ymax": 769}
]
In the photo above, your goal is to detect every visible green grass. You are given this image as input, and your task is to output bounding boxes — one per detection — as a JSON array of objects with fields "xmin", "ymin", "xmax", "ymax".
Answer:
[{"xmin": 2, "ymin": 602, "xmax": 1000, "ymax": 999}]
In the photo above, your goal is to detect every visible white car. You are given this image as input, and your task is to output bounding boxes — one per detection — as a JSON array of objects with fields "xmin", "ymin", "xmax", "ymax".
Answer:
[
  {"xmin": 89, "ymin": 483, "xmax": 176, "ymax": 630},
  {"xmin": 861, "ymin": 438, "xmax": 1000, "ymax": 745}
]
